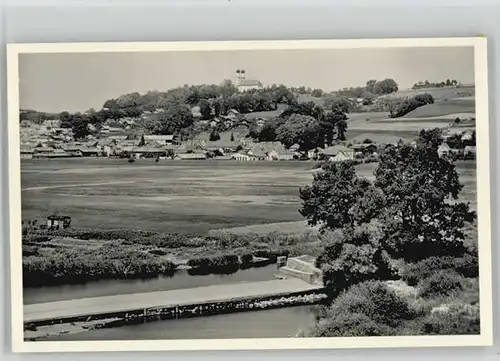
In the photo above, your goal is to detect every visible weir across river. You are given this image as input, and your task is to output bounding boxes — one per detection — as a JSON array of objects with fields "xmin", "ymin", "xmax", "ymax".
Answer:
[{"xmin": 24, "ymin": 279, "xmax": 326, "ymax": 328}]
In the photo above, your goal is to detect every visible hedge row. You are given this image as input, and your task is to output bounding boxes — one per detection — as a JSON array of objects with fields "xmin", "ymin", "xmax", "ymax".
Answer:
[
  {"xmin": 23, "ymin": 228, "xmax": 318, "ymax": 250},
  {"xmin": 391, "ymin": 93, "xmax": 435, "ymax": 118},
  {"xmin": 23, "ymin": 249, "xmax": 176, "ymax": 287}
]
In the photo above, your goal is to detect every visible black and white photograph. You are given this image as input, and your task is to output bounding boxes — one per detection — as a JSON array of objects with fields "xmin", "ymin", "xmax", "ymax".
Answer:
[{"xmin": 7, "ymin": 38, "xmax": 492, "ymax": 352}]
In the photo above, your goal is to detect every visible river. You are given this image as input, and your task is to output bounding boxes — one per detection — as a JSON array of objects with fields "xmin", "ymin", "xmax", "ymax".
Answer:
[
  {"xmin": 24, "ymin": 264, "xmax": 282, "ymax": 304},
  {"xmin": 43, "ymin": 306, "xmax": 318, "ymax": 340},
  {"xmin": 24, "ymin": 264, "xmax": 319, "ymax": 340}
]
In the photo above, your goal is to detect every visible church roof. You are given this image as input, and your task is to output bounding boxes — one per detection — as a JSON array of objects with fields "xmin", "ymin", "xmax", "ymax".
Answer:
[{"xmin": 237, "ymin": 79, "xmax": 263, "ymax": 87}]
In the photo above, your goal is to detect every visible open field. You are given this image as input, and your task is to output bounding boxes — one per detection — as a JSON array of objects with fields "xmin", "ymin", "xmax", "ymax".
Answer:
[
  {"xmin": 402, "ymin": 99, "xmax": 475, "ymax": 119},
  {"xmin": 21, "ymin": 158, "xmax": 477, "ymax": 236},
  {"xmin": 380, "ymin": 86, "xmax": 475, "ymax": 102},
  {"xmin": 346, "ymin": 96, "xmax": 475, "ymax": 135}
]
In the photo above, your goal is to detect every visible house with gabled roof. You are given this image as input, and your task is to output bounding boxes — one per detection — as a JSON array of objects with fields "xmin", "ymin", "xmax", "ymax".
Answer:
[
  {"xmin": 322, "ymin": 145, "xmax": 355, "ymax": 162},
  {"xmin": 144, "ymin": 134, "xmax": 175, "ymax": 145}
]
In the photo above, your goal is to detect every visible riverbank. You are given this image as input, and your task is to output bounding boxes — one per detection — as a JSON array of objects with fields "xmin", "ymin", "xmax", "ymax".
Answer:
[{"xmin": 22, "ymin": 228, "xmax": 323, "ymax": 287}]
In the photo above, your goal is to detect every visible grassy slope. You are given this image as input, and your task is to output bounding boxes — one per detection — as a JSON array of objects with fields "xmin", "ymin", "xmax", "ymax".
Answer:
[
  {"xmin": 402, "ymin": 99, "xmax": 475, "ymax": 119},
  {"xmin": 382, "ymin": 86, "xmax": 475, "ymax": 102}
]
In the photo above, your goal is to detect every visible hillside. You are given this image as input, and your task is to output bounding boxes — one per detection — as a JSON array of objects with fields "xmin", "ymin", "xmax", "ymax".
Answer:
[
  {"xmin": 402, "ymin": 99, "xmax": 475, "ymax": 119},
  {"xmin": 380, "ymin": 85, "xmax": 475, "ymax": 102}
]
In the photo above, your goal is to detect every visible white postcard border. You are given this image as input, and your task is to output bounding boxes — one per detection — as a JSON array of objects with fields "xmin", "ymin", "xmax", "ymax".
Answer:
[{"xmin": 6, "ymin": 37, "xmax": 492, "ymax": 353}]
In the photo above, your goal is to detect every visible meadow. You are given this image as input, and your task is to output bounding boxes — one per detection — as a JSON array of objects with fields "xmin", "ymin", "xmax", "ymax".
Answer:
[{"xmin": 21, "ymin": 158, "xmax": 478, "ymax": 236}]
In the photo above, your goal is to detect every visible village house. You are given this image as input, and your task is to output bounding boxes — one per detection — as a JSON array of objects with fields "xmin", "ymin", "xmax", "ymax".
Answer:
[
  {"xmin": 100, "ymin": 124, "xmax": 124, "ymax": 134},
  {"xmin": 464, "ymin": 145, "xmax": 476, "ymax": 159},
  {"xmin": 461, "ymin": 131, "xmax": 473, "ymax": 142},
  {"xmin": 226, "ymin": 109, "xmax": 240, "ymax": 120},
  {"xmin": 231, "ymin": 153, "xmax": 256, "ymax": 161},
  {"xmin": 267, "ymin": 150, "xmax": 279, "ymax": 161},
  {"xmin": 438, "ymin": 143, "xmax": 452, "ymax": 158},
  {"xmin": 20, "ymin": 149, "xmax": 34, "ymax": 159},
  {"xmin": 256, "ymin": 118, "xmax": 266, "ymax": 127},
  {"xmin": 174, "ymin": 153, "xmax": 207, "ymax": 160},
  {"xmin": 42, "ymin": 119, "xmax": 62, "ymax": 131},
  {"xmin": 223, "ymin": 119, "xmax": 234, "ymax": 129},
  {"xmin": 144, "ymin": 134, "xmax": 175, "ymax": 145},
  {"xmin": 129, "ymin": 147, "xmax": 167, "ymax": 159},
  {"xmin": 79, "ymin": 147, "xmax": 101, "ymax": 157},
  {"xmin": 322, "ymin": 145, "xmax": 355, "ymax": 162},
  {"xmin": 107, "ymin": 135, "xmax": 129, "ymax": 142},
  {"xmin": 205, "ymin": 140, "xmax": 240, "ymax": 154},
  {"xmin": 307, "ymin": 148, "xmax": 323, "ymax": 160},
  {"xmin": 61, "ymin": 145, "xmax": 83, "ymax": 157},
  {"xmin": 33, "ymin": 148, "xmax": 72, "ymax": 159},
  {"xmin": 278, "ymin": 150, "xmax": 297, "ymax": 160},
  {"xmin": 247, "ymin": 149, "xmax": 267, "ymax": 161},
  {"xmin": 46, "ymin": 215, "xmax": 72, "ymax": 229}
]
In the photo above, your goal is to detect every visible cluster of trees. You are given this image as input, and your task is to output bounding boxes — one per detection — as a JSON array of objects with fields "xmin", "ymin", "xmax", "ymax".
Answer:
[
  {"xmin": 388, "ymin": 93, "xmax": 435, "ymax": 118},
  {"xmin": 249, "ymin": 100, "xmax": 349, "ymax": 151},
  {"xmin": 412, "ymin": 79, "xmax": 459, "ymax": 89},
  {"xmin": 20, "ymin": 109, "xmax": 61, "ymax": 124},
  {"xmin": 336, "ymin": 78, "xmax": 399, "ymax": 99},
  {"xmin": 104, "ymin": 82, "xmax": 296, "ymax": 117},
  {"xmin": 300, "ymin": 128, "xmax": 476, "ymax": 295},
  {"xmin": 300, "ymin": 128, "xmax": 479, "ymax": 336}
]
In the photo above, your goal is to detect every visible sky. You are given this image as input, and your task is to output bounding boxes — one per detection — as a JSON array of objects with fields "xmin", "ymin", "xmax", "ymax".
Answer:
[{"xmin": 18, "ymin": 46, "xmax": 474, "ymax": 113}]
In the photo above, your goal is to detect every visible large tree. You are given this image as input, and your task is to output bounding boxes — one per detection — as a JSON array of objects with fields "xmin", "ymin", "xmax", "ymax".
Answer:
[
  {"xmin": 299, "ymin": 161, "xmax": 379, "ymax": 230},
  {"xmin": 374, "ymin": 130, "xmax": 475, "ymax": 260},
  {"xmin": 300, "ymin": 128, "xmax": 475, "ymax": 268},
  {"xmin": 276, "ymin": 114, "xmax": 323, "ymax": 152},
  {"xmin": 70, "ymin": 113, "xmax": 90, "ymax": 139},
  {"xmin": 373, "ymin": 78, "xmax": 399, "ymax": 95},
  {"xmin": 198, "ymin": 99, "xmax": 212, "ymax": 119},
  {"xmin": 144, "ymin": 101, "xmax": 194, "ymax": 135}
]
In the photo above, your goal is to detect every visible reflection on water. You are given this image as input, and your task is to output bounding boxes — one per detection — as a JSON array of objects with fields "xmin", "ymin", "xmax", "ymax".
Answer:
[
  {"xmin": 43, "ymin": 305, "xmax": 319, "ymax": 341},
  {"xmin": 24, "ymin": 264, "xmax": 279, "ymax": 304}
]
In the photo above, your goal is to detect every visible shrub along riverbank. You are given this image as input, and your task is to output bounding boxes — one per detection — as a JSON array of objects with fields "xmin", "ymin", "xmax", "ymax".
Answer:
[{"xmin": 22, "ymin": 228, "xmax": 322, "ymax": 287}]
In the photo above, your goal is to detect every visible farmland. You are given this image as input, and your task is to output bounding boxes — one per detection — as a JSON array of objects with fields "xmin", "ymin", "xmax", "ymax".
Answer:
[
  {"xmin": 21, "ymin": 158, "xmax": 477, "ymax": 236},
  {"xmin": 380, "ymin": 85, "xmax": 475, "ymax": 102}
]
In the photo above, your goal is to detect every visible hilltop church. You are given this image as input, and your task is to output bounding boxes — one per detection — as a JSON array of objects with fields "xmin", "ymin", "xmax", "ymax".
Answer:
[{"xmin": 235, "ymin": 69, "xmax": 263, "ymax": 92}]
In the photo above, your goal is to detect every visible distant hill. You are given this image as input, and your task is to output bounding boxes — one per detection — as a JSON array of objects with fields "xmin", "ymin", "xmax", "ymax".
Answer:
[{"xmin": 380, "ymin": 85, "xmax": 475, "ymax": 102}]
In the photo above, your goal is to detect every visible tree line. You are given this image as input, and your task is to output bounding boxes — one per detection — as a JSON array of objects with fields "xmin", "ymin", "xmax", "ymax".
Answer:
[
  {"xmin": 20, "ymin": 78, "xmax": 401, "ymax": 142},
  {"xmin": 248, "ymin": 99, "xmax": 349, "ymax": 151},
  {"xmin": 335, "ymin": 78, "xmax": 399, "ymax": 99},
  {"xmin": 412, "ymin": 79, "xmax": 459, "ymax": 89}
]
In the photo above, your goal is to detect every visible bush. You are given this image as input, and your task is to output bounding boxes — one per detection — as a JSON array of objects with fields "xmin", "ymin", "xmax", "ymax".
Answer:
[
  {"xmin": 322, "ymin": 281, "xmax": 417, "ymax": 328},
  {"xmin": 308, "ymin": 312, "xmax": 393, "ymax": 337},
  {"xmin": 418, "ymin": 270, "xmax": 464, "ymax": 298},
  {"xmin": 187, "ymin": 254, "xmax": 240, "ymax": 274},
  {"xmin": 420, "ymin": 303, "xmax": 480, "ymax": 335},
  {"xmin": 240, "ymin": 253, "xmax": 254, "ymax": 266},
  {"xmin": 401, "ymin": 255, "xmax": 478, "ymax": 287},
  {"xmin": 23, "ymin": 249, "xmax": 176, "ymax": 287}
]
